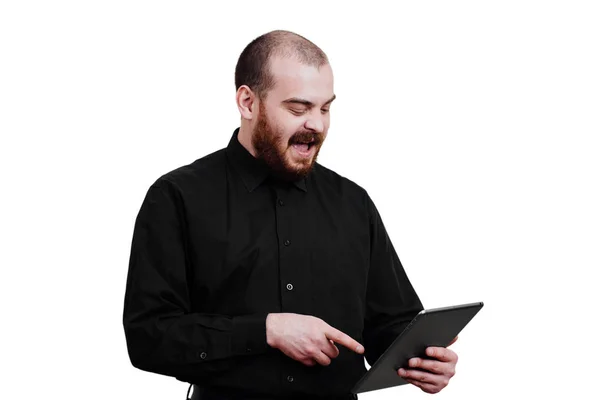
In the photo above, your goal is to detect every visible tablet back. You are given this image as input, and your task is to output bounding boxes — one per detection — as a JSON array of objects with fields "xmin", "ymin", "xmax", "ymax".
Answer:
[{"xmin": 352, "ymin": 301, "xmax": 484, "ymax": 394}]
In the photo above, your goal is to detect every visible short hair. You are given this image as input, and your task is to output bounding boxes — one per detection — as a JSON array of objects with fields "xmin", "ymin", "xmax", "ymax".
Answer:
[{"xmin": 234, "ymin": 30, "xmax": 329, "ymax": 100}]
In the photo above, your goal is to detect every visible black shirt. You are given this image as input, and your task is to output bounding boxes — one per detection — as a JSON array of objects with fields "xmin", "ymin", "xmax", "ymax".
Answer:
[{"xmin": 122, "ymin": 128, "xmax": 424, "ymax": 398}]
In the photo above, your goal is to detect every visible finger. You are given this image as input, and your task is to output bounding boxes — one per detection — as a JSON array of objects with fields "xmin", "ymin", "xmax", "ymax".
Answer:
[
  {"xmin": 321, "ymin": 339, "xmax": 340, "ymax": 359},
  {"xmin": 403, "ymin": 377, "xmax": 441, "ymax": 394},
  {"xmin": 397, "ymin": 368, "xmax": 439, "ymax": 385},
  {"xmin": 406, "ymin": 372, "xmax": 450, "ymax": 392},
  {"xmin": 330, "ymin": 339, "xmax": 340, "ymax": 355},
  {"xmin": 312, "ymin": 351, "xmax": 332, "ymax": 366},
  {"xmin": 325, "ymin": 327, "xmax": 364, "ymax": 354},
  {"xmin": 425, "ymin": 346, "xmax": 458, "ymax": 363},
  {"xmin": 301, "ymin": 358, "xmax": 316, "ymax": 367},
  {"xmin": 283, "ymin": 348, "xmax": 315, "ymax": 367},
  {"xmin": 305, "ymin": 345, "xmax": 332, "ymax": 366},
  {"xmin": 407, "ymin": 357, "xmax": 455, "ymax": 376}
]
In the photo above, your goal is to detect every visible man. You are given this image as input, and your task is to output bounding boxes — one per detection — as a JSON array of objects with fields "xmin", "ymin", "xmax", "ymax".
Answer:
[{"xmin": 123, "ymin": 30, "xmax": 459, "ymax": 399}]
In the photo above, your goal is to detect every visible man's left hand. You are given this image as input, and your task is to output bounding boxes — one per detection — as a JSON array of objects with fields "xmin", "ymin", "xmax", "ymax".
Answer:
[{"xmin": 397, "ymin": 336, "xmax": 459, "ymax": 394}]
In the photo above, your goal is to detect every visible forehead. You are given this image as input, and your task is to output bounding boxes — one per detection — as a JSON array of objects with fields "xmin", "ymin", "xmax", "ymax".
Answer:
[{"xmin": 267, "ymin": 56, "xmax": 334, "ymax": 103}]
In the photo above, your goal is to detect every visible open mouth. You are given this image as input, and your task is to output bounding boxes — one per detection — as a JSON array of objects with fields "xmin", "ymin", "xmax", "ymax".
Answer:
[
  {"xmin": 291, "ymin": 142, "xmax": 314, "ymax": 152},
  {"xmin": 291, "ymin": 141, "xmax": 316, "ymax": 157}
]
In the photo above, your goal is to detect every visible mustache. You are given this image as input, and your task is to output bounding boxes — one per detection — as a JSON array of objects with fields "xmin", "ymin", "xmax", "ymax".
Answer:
[{"xmin": 288, "ymin": 131, "xmax": 324, "ymax": 146}]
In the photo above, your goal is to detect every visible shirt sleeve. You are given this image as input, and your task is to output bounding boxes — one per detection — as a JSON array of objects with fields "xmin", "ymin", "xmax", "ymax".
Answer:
[
  {"xmin": 122, "ymin": 179, "xmax": 270, "ymax": 380},
  {"xmin": 362, "ymin": 191, "xmax": 425, "ymax": 366}
]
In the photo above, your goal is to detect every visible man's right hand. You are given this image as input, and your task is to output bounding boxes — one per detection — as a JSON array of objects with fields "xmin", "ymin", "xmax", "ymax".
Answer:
[{"xmin": 265, "ymin": 313, "xmax": 364, "ymax": 367}]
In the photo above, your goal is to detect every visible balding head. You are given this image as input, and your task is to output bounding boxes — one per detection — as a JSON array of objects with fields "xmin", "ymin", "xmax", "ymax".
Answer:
[
  {"xmin": 235, "ymin": 30, "xmax": 330, "ymax": 100},
  {"xmin": 234, "ymin": 30, "xmax": 334, "ymax": 182}
]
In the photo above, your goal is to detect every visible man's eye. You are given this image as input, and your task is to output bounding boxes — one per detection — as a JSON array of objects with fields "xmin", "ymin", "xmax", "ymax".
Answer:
[
  {"xmin": 290, "ymin": 109, "xmax": 306, "ymax": 115},
  {"xmin": 321, "ymin": 108, "xmax": 330, "ymax": 114}
]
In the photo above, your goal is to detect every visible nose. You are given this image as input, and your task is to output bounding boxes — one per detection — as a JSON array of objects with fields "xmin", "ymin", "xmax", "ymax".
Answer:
[{"xmin": 304, "ymin": 112, "xmax": 325, "ymax": 133}]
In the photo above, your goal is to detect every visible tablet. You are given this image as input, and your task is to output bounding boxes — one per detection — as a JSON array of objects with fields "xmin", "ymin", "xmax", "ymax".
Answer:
[{"xmin": 351, "ymin": 301, "xmax": 484, "ymax": 394}]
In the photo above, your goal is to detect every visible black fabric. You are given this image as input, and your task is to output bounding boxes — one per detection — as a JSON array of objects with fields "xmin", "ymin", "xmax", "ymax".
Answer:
[
  {"xmin": 189, "ymin": 384, "xmax": 358, "ymax": 400},
  {"xmin": 123, "ymin": 128, "xmax": 423, "ymax": 398}
]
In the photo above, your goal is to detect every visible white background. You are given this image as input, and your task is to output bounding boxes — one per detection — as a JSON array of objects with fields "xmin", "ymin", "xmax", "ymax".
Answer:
[{"xmin": 1, "ymin": 1, "xmax": 599, "ymax": 399}]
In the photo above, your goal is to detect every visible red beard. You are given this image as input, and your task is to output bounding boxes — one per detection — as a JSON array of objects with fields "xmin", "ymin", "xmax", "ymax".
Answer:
[{"xmin": 251, "ymin": 102, "xmax": 324, "ymax": 182}]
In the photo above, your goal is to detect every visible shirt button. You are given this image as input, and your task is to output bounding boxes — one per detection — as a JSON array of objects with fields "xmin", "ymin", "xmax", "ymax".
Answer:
[
  {"xmin": 199, "ymin": 352, "xmax": 207, "ymax": 360},
  {"xmin": 284, "ymin": 239, "xmax": 291, "ymax": 246},
  {"xmin": 278, "ymin": 199, "xmax": 285, "ymax": 206},
  {"xmin": 287, "ymin": 375, "xmax": 294, "ymax": 383},
  {"xmin": 286, "ymin": 283, "xmax": 293, "ymax": 291}
]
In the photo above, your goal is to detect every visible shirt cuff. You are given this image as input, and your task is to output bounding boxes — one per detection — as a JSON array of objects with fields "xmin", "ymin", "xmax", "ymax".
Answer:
[{"xmin": 231, "ymin": 313, "xmax": 269, "ymax": 356}]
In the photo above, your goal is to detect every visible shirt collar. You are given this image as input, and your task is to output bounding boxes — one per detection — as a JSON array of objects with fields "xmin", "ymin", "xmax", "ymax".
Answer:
[{"xmin": 226, "ymin": 128, "xmax": 308, "ymax": 193}]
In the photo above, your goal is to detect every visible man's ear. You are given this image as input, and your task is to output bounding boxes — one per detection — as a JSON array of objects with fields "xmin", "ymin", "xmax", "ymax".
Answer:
[{"xmin": 236, "ymin": 85, "xmax": 257, "ymax": 120}]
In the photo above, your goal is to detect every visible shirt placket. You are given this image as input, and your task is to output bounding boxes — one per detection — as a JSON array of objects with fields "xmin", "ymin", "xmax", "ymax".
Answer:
[{"xmin": 272, "ymin": 183, "xmax": 304, "ymax": 389}]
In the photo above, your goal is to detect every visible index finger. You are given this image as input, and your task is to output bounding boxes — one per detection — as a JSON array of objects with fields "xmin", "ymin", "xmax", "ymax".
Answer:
[
  {"xmin": 325, "ymin": 327, "xmax": 364, "ymax": 354},
  {"xmin": 425, "ymin": 346, "xmax": 457, "ymax": 362}
]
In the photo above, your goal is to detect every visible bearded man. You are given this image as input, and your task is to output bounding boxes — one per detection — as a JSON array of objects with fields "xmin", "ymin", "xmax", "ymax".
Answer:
[{"xmin": 123, "ymin": 29, "xmax": 459, "ymax": 400}]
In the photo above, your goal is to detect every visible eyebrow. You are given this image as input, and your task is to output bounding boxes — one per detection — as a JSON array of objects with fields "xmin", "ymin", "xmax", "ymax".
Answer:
[{"xmin": 282, "ymin": 94, "xmax": 336, "ymax": 108}]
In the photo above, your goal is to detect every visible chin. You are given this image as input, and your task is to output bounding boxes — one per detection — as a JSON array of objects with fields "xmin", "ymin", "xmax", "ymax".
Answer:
[{"xmin": 285, "ymin": 157, "xmax": 313, "ymax": 170}]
